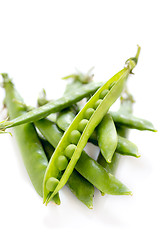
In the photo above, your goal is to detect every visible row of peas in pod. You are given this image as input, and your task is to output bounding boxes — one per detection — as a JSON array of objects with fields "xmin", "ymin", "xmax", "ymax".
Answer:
[{"xmin": 0, "ymin": 46, "xmax": 157, "ymax": 208}]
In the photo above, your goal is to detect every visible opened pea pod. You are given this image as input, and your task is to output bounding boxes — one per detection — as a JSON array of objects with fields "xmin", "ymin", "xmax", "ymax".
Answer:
[{"xmin": 43, "ymin": 46, "xmax": 141, "ymax": 205}]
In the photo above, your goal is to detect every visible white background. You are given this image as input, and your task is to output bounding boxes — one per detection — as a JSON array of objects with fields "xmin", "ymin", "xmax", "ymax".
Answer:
[{"xmin": 0, "ymin": 0, "xmax": 160, "ymax": 239}]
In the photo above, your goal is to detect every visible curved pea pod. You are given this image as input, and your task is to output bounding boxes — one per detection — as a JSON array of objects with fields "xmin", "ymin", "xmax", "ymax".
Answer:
[
  {"xmin": 66, "ymin": 170, "xmax": 94, "ymax": 209},
  {"xmin": 35, "ymin": 119, "xmax": 63, "ymax": 147},
  {"xmin": 76, "ymin": 151, "xmax": 131, "ymax": 195},
  {"xmin": 116, "ymin": 135, "xmax": 140, "ymax": 157},
  {"xmin": 97, "ymin": 152, "xmax": 120, "ymax": 175},
  {"xmin": 43, "ymin": 69, "xmax": 128, "ymax": 204},
  {"xmin": 97, "ymin": 113, "xmax": 118, "ymax": 163},
  {"xmin": 2, "ymin": 74, "xmax": 60, "ymax": 205},
  {"xmin": 40, "ymin": 138, "xmax": 94, "ymax": 209},
  {"xmin": 56, "ymin": 109, "xmax": 76, "ymax": 131},
  {"xmin": 0, "ymin": 81, "xmax": 103, "ymax": 130},
  {"xmin": 36, "ymin": 119, "xmax": 131, "ymax": 200},
  {"xmin": 43, "ymin": 52, "xmax": 141, "ymax": 204},
  {"xmin": 47, "ymin": 104, "xmax": 139, "ymax": 158},
  {"xmin": 97, "ymin": 95, "xmax": 139, "ymax": 176},
  {"xmin": 110, "ymin": 111, "xmax": 157, "ymax": 132}
]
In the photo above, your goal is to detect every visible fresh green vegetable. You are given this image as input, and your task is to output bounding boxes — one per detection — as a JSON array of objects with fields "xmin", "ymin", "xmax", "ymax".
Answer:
[
  {"xmin": 43, "ymin": 46, "xmax": 140, "ymax": 205},
  {"xmin": 0, "ymin": 81, "xmax": 102, "ymax": 130},
  {"xmin": 1, "ymin": 74, "xmax": 60, "ymax": 204}
]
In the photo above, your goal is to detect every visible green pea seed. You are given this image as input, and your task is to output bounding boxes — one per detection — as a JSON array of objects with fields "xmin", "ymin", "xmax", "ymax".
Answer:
[
  {"xmin": 93, "ymin": 99, "xmax": 103, "ymax": 109},
  {"xmin": 108, "ymin": 82, "xmax": 115, "ymax": 90},
  {"xmin": 56, "ymin": 155, "xmax": 68, "ymax": 171},
  {"xmin": 65, "ymin": 144, "xmax": 76, "ymax": 158},
  {"xmin": 99, "ymin": 89, "xmax": 109, "ymax": 99},
  {"xmin": 69, "ymin": 130, "xmax": 81, "ymax": 144},
  {"xmin": 84, "ymin": 108, "xmax": 95, "ymax": 120},
  {"xmin": 46, "ymin": 177, "xmax": 59, "ymax": 192},
  {"xmin": 78, "ymin": 119, "xmax": 89, "ymax": 132}
]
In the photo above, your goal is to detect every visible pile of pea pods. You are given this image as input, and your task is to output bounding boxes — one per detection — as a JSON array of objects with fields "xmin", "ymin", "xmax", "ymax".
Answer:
[{"xmin": 0, "ymin": 46, "xmax": 157, "ymax": 208}]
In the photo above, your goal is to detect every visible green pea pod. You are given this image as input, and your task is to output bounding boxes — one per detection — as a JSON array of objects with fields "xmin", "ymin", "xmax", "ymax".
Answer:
[
  {"xmin": 116, "ymin": 135, "xmax": 140, "ymax": 157},
  {"xmin": 37, "ymin": 92, "xmax": 140, "ymax": 159},
  {"xmin": 45, "ymin": 102, "xmax": 140, "ymax": 158},
  {"xmin": 2, "ymin": 74, "xmax": 60, "ymax": 204},
  {"xmin": 97, "ymin": 113, "xmax": 118, "ymax": 163},
  {"xmin": 67, "ymin": 170, "xmax": 94, "ymax": 209},
  {"xmin": 0, "ymin": 81, "xmax": 103, "ymax": 131},
  {"xmin": 57, "ymin": 109, "xmax": 75, "ymax": 131},
  {"xmin": 43, "ymin": 47, "xmax": 140, "ymax": 205},
  {"xmin": 97, "ymin": 152, "xmax": 120, "ymax": 175},
  {"xmin": 110, "ymin": 111, "xmax": 157, "ymax": 132},
  {"xmin": 40, "ymin": 138, "xmax": 94, "ymax": 209},
  {"xmin": 98, "ymin": 96, "xmax": 137, "ymax": 175},
  {"xmin": 56, "ymin": 69, "xmax": 94, "ymax": 130},
  {"xmin": 35, "ymin": 118, "xmax": 131, "ymax": 202},
  {"xmin": 75, "ymin": 151, "xmax": 131, "ymax": 195}
]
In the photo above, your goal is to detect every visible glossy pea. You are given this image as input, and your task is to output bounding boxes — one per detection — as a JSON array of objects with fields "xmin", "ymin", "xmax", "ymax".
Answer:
[
  {"xmin": 108, "ymin": 81, "xmax": 116, "ymax": 90},
  {"xmin": 78, "ymin": 119, "xmax": 89, "ymax": 132},
  {"xmin": 84, "ymin": 108, "xmax": 95, "ymax": 120},
  {"xmin": 99, "ymin": 89, "xmax": 109, "ymax": 99},
  {"xmin": 65, "ymin": 144, "xmax": 76, "ymax": 158},
  {"xmin": 43, "ymin": 47, "xmax": 140, "ymax": 205},
  {"xmin": 69, "ymin": 130, "xmax": 81, "ymax": 144},
  {"xmin": 56, "ymin": 155, "xmax": 68, "ymax": 171},
  {"xmin": 93, "ymin": 99, "xmax": 103, "ymax": 109},
  {"xmin": 46, "ymin": 177, "xmax": 59, "ymax": 192}
]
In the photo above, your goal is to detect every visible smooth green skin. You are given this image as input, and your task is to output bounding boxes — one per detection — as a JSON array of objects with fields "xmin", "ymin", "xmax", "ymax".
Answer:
[
  {"xmin": 36, "ymin": 118, "xmax": 131, "ymax": 202},
  {"xmin": 97, "ymin": 113, "xmax": 118, "ymax": 163},
  {"xmin": 40, "ymin": 137, "xmax": 94, "ymax": 209},
  {"xmin": 56, "ymin": 155, "xmax": 68, "ymax": 171},
  {"xmin": 42, "ymin": 49, "xmax": 141, "ymax": 203},
  {"xmin": 67, "ymin": 170, "xmax": 94, "ymax": 209},
  {"xmin": 35, "ymin": 119, "xmax": 63, "ymax": 148},
  {"xmin": 98, "ymin": 152, "xmax": 121, "ymax": 175},
  {"xmin": 117, "ymin": 135, "xmax": 140, "ymax": 157},
  {"xmin": 0, "ymin": 81, "xmax": 102, "ymax": 130},
  {"xmin": 3, "ymin": 78, "xmax": 60, "ymax": 204},
  {"xmin": 50, "ymin": 99, "xmax": 139, "ymax": 158},
  {"xmin": 110, "ymin": 111, "xmax": 156, "ymax": 132},
  {"xmin": 46, "ymin": 177, "xmax": 59, "ymax": 191},
  {"xmin": 98, "ymin": 99, "xmax": 134, "ymax": 175},
  {"xmin": 43, "ymin": 66, "xmax": 131, "ymax": 205},
  {"xmin": 65, "ymin": 144, "xmax": 76, "ymax": 158},
  {"xmin": 57, "ymin": 109, "xmax": 75, "ymax": 131},
  {"xmin": 40, "ymin": 98, "xmax": 139, "ymax": 157},
  {"xmin": 75, "ymin": 151, "xmax": 131, "ymax": 195},
  {"xmin": 69, "ymin": 130, "xmax": 81, "ymax": 144}
]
